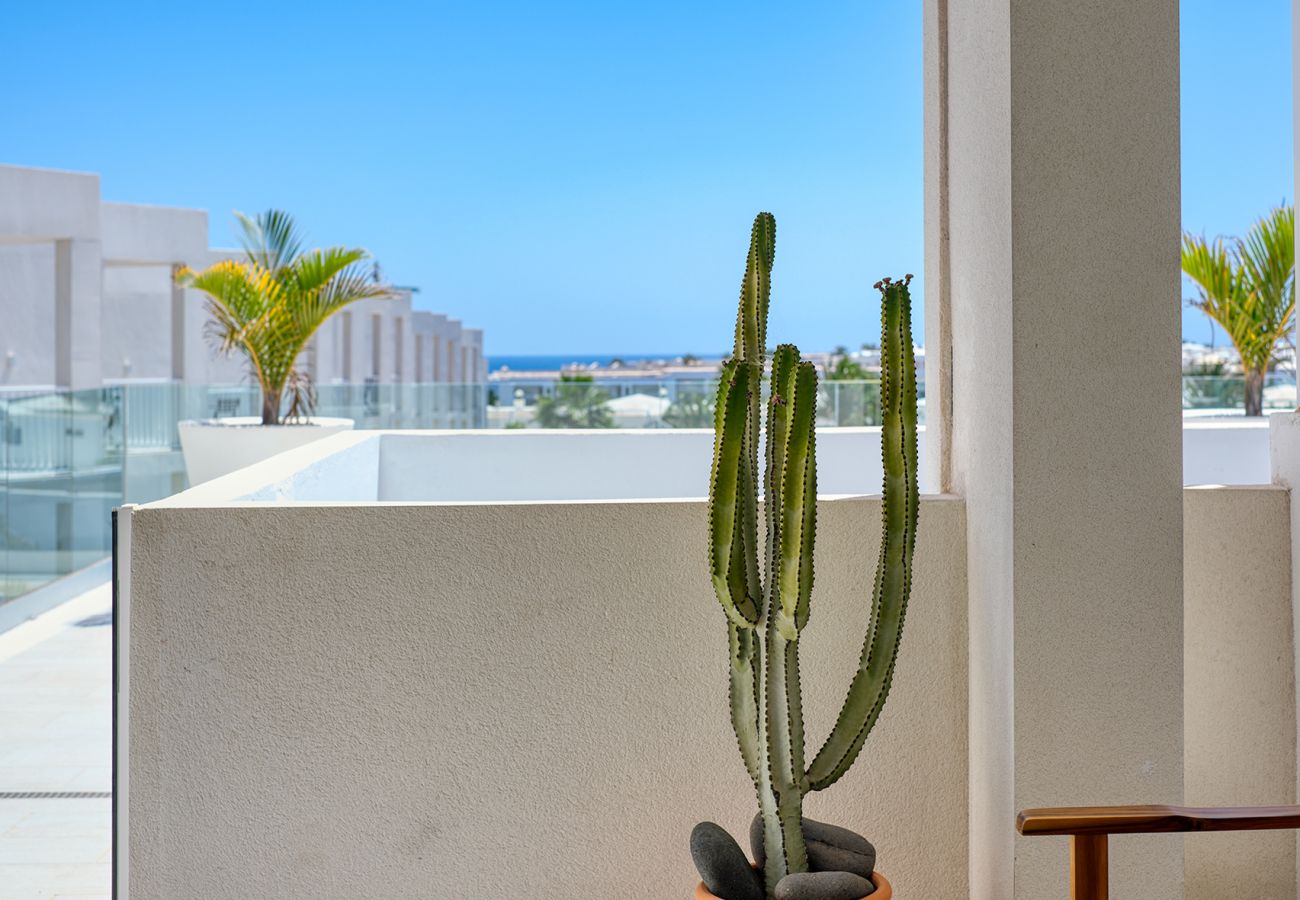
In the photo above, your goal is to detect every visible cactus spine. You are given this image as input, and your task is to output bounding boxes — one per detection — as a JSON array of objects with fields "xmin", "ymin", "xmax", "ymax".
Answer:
[{"xmin": 706, "ymin": 213, "xmax": 919, "ymax": 896}]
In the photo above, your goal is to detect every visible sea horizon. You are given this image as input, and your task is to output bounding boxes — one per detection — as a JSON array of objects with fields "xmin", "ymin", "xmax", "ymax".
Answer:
[{"xmin": 488, "ymin": 352, "xmax": 727, "ymax": 373}]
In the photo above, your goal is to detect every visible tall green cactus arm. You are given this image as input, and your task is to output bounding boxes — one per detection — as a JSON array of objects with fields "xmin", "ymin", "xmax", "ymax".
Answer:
[
  {"xmin": 734, "ymin": 213, "xmax": 776, "ymax": 365},
  {"xmin": 709, "ymin": 359, "xmax": 761, "ymax": 627},
  {"xmin": 757, "ymin": 346, "xmax": 816, "ymax": 888},
  {"xmin": 900, "ymin": 281, "xmax": 919, "ymax": 604},
  {"xmin": 763, "ymin": 346, "xmax": 799, "ymax": 634},
  {"xmin": 804, "ymin": 277, "xmax": 919, "ymax": 793},
  {"xmin": 778, "ymin": 361, "xmax": 818, "ymax": 636},
  {"xmin": 714, "ymin": 215, "xmax": 780, "ymax": 825},
  {"xmin": 736, "ymin": 215, "xmax": 775, "ymax": 629},
  {"xmin": 762, "ymin": 625, "xmax": 807, "ymax": 887},
  {"xmin": 729, "ymin": 622, "xmax": 762, "ymax": 783}
]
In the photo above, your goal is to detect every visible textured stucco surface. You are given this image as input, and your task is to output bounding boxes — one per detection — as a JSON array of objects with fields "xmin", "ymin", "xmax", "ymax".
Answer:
[
  {"xmin": 124, "ymin": 497, "xmax": 968, "ymax": 899},
  {"xmin": 1269, "ymin": 412, "xmax": 1300, "ymax": 890},
  {"xmin": 943, "ymin": 0, "xmax": 1016, "ymax": 890},
  {"xmin": 1184, "ymin": 486, "xmax": 1295, "ymax": 899},
  {"xmin": 377, "ymin": 429, "xmax": 937, "ymax": 501},
  {"xmin": 943, "ymin": 0, "xmax": 1184, "ymax": 895},
  {"xmin": 1010, "ymin": 0, "xmax": 1185, "ymax": 890}
]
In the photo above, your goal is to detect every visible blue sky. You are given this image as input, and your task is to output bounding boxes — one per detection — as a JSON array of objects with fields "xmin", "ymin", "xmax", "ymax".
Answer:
[{"xmin": 0, "ymin": 0, "xmax": 1291, "ymax": 354}]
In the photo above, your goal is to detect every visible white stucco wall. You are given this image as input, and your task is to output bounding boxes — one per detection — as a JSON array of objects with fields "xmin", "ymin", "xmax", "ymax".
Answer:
[
  {"xmin": 101, "ymin": 266, "xmax": 173, "ymax": 381},
  {"xmin": 375, "ymin": 428, "xmax": 936, "ymax": 501},
  {"xmin": 121, "ymin": 427, "xmax": 1300, "ymax": 899},
  {"xmin": 936, "ymin": 0, "xmax": 1185, "ymax": 895},
  {"xmin": 1184, "ymin": 419, "xmax": 1273, "ymax": 486},
  {"xmin": 0, "ymin": 243, "xmax": 57, "ymax": 387},
  {"xmin": 120, "ymin": 495, "xmax": 970, "ymax": 899},
  {"xmin": 1184, "ymin": 485, "xmax": 1295, "ymax": 899},
  {"xmin": 144, "ymin": 423, "xmax": 1278, "ymax": 513},
  {"xmin": 0, "ymin": 164, "xmax": 98, "ymax": 241},
  {"xmin": 0, "ymin": 163, "xmax": 483, "ymax": 391},
  {"xmin": 100, "ymin": 202, "xmax": 208, "ymax": 266}
]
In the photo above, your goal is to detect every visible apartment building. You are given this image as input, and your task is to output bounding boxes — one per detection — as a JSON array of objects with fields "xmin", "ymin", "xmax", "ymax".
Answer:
[{"xmin": 0, "ymin": 163, "xmax": 485, "ymax": 392}]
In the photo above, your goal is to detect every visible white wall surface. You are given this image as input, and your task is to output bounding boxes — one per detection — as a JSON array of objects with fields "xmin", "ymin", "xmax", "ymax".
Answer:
[
  {"xmin": 376, "ymin": 427, "xmax": 935, "ymax": 502},
  {"xmin": 1184, "ymin": 485, "xmax": 1295, "ymax": 898},
  {"xmin": 147, "ymin": 421, "xmax": 1281, "ymax": 514},
  {"xmin": 1184, "ymin": 419, "xmax": 1272, "ymax": 485},
  {"xmin": 139, "ymin": 418, "xmax": 1279, "ymax": 517},
  {"xmin": 938, "ymin": 0, "xmax": 1185, "ymax": 895},
  {"xmin": 121, "ymin": 496, "xmax": 970, "ymax": 899},
  {"xmin": 0, "ymin": 164, "xmax": 98, "ymax": 241},
  {"xmin": 151, "ymin": 428, "xmax": 936, "ymax": 506},
  {"xmin": 100, "ymin": 202, "xmax": 207, "ymax": 265},
  {"xmin": 101, "ymin": 266, "xmax": 173, "ymax": 380},
  {"xmin": 0, "ymin": 163, "xmax": 483, "ymax": 390},
  {"xmin": 0, "ymin": 243, "xmax": 57, "ymax": 387},
  {"xmin": 121, "ymin": 473, "xmax": 1296, "ymax": 899}
]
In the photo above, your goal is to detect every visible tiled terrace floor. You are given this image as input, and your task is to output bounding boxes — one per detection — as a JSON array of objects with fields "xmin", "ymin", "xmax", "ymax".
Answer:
[{"xmin": 0, "ymin": 583, "xmax": 112, "ymax": 900}]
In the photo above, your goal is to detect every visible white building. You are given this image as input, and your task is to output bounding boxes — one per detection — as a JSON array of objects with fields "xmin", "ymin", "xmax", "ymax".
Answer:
[{"xmin": 0, "ymin": 163, "xmax": 486, "ymax": 392}]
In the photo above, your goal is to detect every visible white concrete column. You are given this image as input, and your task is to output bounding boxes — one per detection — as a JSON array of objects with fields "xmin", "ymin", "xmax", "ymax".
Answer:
[
  {"xmin": 170, "ymin": 265, "xmax": 187, "ymax": 382},
  {"xmin": 922, "ymin": 0, "xmax": 951, "ymax": 493},
  {"xmin": 1271, "ymin": 411, "xmax": 1300, "ymax": 894},
  {"xmin": 341, "ymin": 312, "xmax": 354, "ymax": 381},
  {"xmin": 54, "ymin": 238, "xmax": 103, "ymax": 389},
  {"xmin": 932, "ymin": 0, "xmax": 1184, "ymax": 896},
  {"xmin": 1291, "ymin": 0, "xmax": 1300, "ymax": 884}
]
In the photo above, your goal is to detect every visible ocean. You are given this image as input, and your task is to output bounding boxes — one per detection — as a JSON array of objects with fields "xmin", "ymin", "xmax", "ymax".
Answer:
[{"xmin": 488, "ymin": 353, "xmax": 722, "ymax": 373}]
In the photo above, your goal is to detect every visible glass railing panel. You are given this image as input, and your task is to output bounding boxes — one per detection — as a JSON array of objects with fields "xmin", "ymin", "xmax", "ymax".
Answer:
[
  {"xmin": 484, "ymin": 378, "xmax": 923, "ymax": 429},
  {"xmin": 0, "ymin": 387, "xmax": 124, "ymax": 606},
  {"xmin": 121, "ymin": 382, "xmax": 191, "ymax": 505},
  {"xmin": 310, "ymin": 382, "xmax": 489, "ymax": 429},
  {"xmin": 1, "ymin": 393, "xmax": 8, "ymax": 603},
  {"xmin": 1182, "ymin": 374, "xmax": 1297, "ymax": 412},
  {"xmin": 0, "ymin": 371, "xmax": 1290, "ymax": 607}
]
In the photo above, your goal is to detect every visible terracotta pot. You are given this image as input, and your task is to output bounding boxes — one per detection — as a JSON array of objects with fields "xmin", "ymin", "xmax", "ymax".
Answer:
[{"xmin": 695, "ymin": 870, "xmax": 892, "ymax": 900}]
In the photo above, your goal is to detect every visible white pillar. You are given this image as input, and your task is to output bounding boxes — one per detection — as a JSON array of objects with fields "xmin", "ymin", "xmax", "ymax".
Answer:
[
  {"xmin": 1272, "ymin": 411, "xmax": 1300, "ymax": 894},
  {"xmin": 170, "ymin": 265, "xmax": 186, "ymax": 382},
  {"xmin": 1279, "ymin": 8, "xmax": 1300, "ymax": 871},
  {"xmin": 54, "ymin": 238, "xmax": 102, "ymax": 389},
  {"xmin": 923, "ymin": 0, "xmax": 951, "ymax": 494},
  {"xmin": 930, "ymin": 0, "xmax": 1184, "ymax": 896}
]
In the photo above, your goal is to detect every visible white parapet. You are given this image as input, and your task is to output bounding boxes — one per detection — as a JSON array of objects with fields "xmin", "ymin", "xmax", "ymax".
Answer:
[
  {"xmin": 119, "ymin": 485, "xmax": 971, "ymax": 898},
  {"xmin": 115, "ymin": 428, "xmax": 1296, "ymax": 897}
]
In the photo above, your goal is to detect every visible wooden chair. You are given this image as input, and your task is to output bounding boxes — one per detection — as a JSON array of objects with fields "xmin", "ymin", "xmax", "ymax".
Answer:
[{"xmin": 1017, "ymin": 805, "xmax": 1300, "ymax": 899}]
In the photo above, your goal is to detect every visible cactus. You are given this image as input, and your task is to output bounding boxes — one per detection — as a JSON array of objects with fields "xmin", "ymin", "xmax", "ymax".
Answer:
[{"xmin": 706, "ymin": 213, "xmax": 919, "ymax": 896}]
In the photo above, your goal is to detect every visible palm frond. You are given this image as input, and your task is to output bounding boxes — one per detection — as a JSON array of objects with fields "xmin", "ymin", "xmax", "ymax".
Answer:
[
  {"xmin": 287, "ymin": 247, "xmax": 371, "ymax": 294},
  {"xmin": 1183, "ymin": 205, "xmax": 1296, "ymax": 382},
  {"xmin": 179, "ymin": 214, "xmax": 392, "ymax": 424},
  {"xmin": 1239, "ymin": 206, "xmax": 1295, "ymax": 366},
  {"xmin": 178, "ymin": 260, "xmax": 281, "ymax": 354},
  {"xmin": 236, "ymin": 209, "xmax": 305, "ymax": 272}
]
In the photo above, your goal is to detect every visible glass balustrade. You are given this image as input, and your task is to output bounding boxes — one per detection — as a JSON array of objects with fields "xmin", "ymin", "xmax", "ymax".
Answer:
[{"xmin": 0, "ymin": 373, "xmax": 1291, "ymax": 606}]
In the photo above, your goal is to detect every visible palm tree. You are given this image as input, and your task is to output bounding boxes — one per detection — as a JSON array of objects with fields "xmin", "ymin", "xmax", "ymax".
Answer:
[
  {"xmin": 662, "ymin": 389, "xmax": 715, "ymax": 428},
  {"xmin": 535, "ymin": 374, "xmax": 615, "ymax": 428},
  {"xmin": 177, "ymin": 210, "xmax": 392, "ymax": 424},
  {"xmin": 826, "ymin": 356, "xmax": 869, "ymax": 381},
  {"xmin": 1182, "ymin": 205, "xmax": 1295, "ymax": 416}
]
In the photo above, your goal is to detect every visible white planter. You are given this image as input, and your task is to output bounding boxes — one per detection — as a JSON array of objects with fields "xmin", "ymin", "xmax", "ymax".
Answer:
[{"xmin": 177, "ymin": 417, "xmax": 354, "ymax": 486}]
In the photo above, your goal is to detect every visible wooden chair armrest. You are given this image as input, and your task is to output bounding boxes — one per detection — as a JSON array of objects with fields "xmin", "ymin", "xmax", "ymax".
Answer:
[
  {"xmin": 1017, "ymin": 804, "xmax": 1300, "ymax": 899},
  {"xmin": 1018, "ymin": 804, "xmax": 1300, "ymax": 836}
]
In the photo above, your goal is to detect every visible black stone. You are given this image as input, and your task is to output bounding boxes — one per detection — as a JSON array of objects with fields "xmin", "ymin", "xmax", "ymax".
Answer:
[
  {"xmin": 803, "ymin": 819, "xmax": 874, "ymax": 862},
  {"xmin": 774, "ymin": 871, "xmax": 875, "ymax": 900},
  {"xmin": 691, "ymin": 822, "xmax": 765, "ymax": 900},
  {"xmin": 749, "ymin": 815, "xmax": 876, "ymax": 879},
  {"xmin": 749, "ymin": 814, "xmax": 766, "ymax": 866}
]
